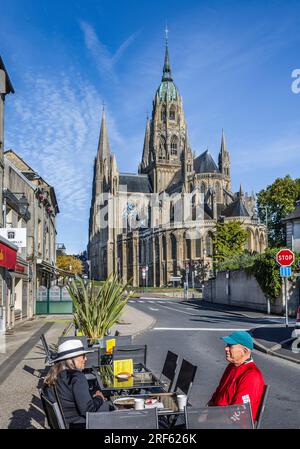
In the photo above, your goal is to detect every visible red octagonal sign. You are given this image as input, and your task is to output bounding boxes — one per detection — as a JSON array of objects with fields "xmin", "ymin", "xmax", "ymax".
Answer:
[{"xmin": 276, "ymin": 249, "xmax": 295, "ymax": 266}]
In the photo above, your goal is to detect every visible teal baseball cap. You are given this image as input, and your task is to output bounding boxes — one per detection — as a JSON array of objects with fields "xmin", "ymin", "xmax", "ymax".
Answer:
[{"xmin": 221, "ymin": 331, "xmax": 253, "ymax": 350}]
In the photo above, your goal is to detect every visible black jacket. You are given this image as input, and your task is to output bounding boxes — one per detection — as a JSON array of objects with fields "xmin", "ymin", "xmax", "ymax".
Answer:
[{"xmin": 47, "ymin": 369, "xmax": 105, "ymax": 426}]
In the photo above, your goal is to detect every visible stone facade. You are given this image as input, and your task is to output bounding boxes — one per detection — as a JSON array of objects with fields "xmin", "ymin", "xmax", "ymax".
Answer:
[{"xmin": 88, "ymin": 43, "xmax": 267, "ymax": 286}]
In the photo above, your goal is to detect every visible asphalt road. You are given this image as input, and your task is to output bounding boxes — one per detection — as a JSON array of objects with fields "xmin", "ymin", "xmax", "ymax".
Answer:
[{"xmin": 129, "ymin": 297, "xmax": 300, "ymax": 429}]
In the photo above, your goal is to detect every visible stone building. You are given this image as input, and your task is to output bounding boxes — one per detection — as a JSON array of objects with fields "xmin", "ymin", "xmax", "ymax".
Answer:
[
  {"xmin": 283, "ymin": 192, "xmax": 300, "ymax": 253},
  {"xmin": 3, "ymin": 150, "xmax": 59, "ymax": 327},
  {"xmin": 88, "ymin": 42, "xmax": 267, "ymax": 286}
]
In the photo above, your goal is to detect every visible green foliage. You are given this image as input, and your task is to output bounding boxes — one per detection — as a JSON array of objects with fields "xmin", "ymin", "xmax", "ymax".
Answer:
[
  {"xmin": 216, "ymin": 251, "xmax": 259, "ymax": 271},
  {"xmin": 212, "ymin": 221, "xmax": 249, "ymax": 262},
  {"xmin": 246, "ymin": 248, "xmax": 282, "ymax": 303},
  {"xmin": 257, "ymin": 175, "xmax": 300, "ymax": 247},
  {"xmin": 66, "ymin": 274, "xmax": 133, "ymax": 338}
]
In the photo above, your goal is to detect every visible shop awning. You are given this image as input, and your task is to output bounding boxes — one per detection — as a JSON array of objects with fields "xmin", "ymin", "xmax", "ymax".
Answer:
[{"xmin": 0, "ymin": 241, "xmax": 17, "ymax": 269}]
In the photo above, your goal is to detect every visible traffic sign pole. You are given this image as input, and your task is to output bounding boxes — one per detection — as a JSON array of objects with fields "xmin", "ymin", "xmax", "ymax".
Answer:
[{"xmin": 284, "ymin": 277, "xmax": 289, "ymax": 328}]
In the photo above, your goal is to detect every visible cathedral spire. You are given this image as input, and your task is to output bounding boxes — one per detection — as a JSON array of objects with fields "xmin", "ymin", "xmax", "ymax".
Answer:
[
  {"xmin": 220, "ymin": 128, "xmax": 227, "ymax": 154},
  {"xmin": 97, "ymin": 106, "xmax": 111, "ymax": 164},
  {"xmin": 141, "ymin": 115, "xmax": 150, "ymax": 169},
  {"xmin": 162, "ymin": 33, "xmax": 173, "ymax": 81},
  {"xmin": 218, "ymin": 129, "xmax": 230, "ymax": 178}
]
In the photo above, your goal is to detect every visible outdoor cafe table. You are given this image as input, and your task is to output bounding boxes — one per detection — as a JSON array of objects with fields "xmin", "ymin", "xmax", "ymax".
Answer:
[
  {"xmin": 95, "ymin": 365, "xmax": 165, "ymax": 394},
  {"xmin": 110, "ymin": 392, "xmax": 191, "ymax": 417}
]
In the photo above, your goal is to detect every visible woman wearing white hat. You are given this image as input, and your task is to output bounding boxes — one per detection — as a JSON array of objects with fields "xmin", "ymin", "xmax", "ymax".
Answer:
[{"xmin": 43, "ymin": 339, "xmax": 111, "ymax": 428}]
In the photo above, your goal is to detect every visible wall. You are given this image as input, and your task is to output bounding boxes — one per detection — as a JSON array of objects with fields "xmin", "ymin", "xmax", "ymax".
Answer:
[{"xmin": 203, "ymin": 269, "xmax": 299, "ymax": 316}]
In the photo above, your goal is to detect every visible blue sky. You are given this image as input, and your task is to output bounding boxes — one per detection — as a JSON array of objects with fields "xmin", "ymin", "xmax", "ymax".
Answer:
[{"xmin": 1, "ymin": 0, "xmax": 300, "ymax": 254}]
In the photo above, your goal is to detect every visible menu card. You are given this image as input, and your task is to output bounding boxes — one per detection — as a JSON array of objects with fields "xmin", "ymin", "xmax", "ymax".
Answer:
[
  {"xmin": 113, "ymin": 359, "xmax": 133, "ymax": 376},
  {"xmin": 106, "ymin": 338, "xmax": 116, "ymax": 353}
]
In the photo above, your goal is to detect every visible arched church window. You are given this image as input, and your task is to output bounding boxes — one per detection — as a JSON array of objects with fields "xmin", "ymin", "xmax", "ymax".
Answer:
[
  {"xmin": 170, "ymin": 135, "xmax": 178, "ymax": 156},
  {"xmin": 170, "ymin": 201, "xmax": 175, "ymax": 224},
  {"xmin": 169, "ymin": 105, "xmax": 176, "ymax": 120},
  {"xmin": 170, "ymin": 234, "xmax": 177, "ymax": 260},
  {"xmin": 159, "ymin": 136, "xmax": 167, "ymax": 159},
  {"xmin": 192, "ymin": 195, "xmax": 196, "ymax": 221},
  {"xmin": 162, "ymin": 235, "xmax": 167, "ymax": 261},
  {"xmin": 185, "ymin": 237, "xmax": 191, "ymax": 260},
  {"xmin": 161, "ymin": 106, "xmax": 167, "ymax": 121}
]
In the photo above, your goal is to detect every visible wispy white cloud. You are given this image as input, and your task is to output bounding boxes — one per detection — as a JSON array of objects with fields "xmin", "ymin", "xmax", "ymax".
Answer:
[
  {"xmin": 79, "ymin": 20, "xmax": 139, "ymax": 80},
  {"xmin": 5, "ymin": 71, "xmax": 125, "ymax": 222}
]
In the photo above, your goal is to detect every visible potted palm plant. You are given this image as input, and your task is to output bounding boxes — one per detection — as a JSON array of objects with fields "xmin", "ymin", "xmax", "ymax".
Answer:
[{"xmin": 67, "ymin": 274, "xmax": 133, "ymax": 345}]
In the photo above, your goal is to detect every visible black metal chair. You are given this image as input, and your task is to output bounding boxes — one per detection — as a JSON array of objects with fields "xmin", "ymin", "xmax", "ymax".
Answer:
[
  {"xmin": 173, "ymin": 359, "xmax": 197, "ymax": 398},
  {"xmin": 40, "ymin": 334, "xmax": 57, "ymax": 365},
  {"xmin": 100, "ymin": 335, "xmax": 132, "ymax": 348},
  {"xmin": 160, "ymin": 350, "xmax": 179, "ymax": 392},
  {"xmin": 185, "ymin": 403, "xmax": 254, "ymax": 429},
  {"xmin": 112, "ymin": 344, "xmax": 147, "ymax": 366},
  {"xmin": 86, "ymin": 408, "xmax": 159, "ymax": 429},
  {"xmin": 255, "ymin": 385, "xmax": 270, "ymax": 429},
  {"xmin": 39, "ymin": 388, "xmax": 67, "ymax": 429}
]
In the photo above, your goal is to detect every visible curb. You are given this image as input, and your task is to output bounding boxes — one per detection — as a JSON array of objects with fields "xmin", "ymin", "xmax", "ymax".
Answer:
[
  {"xmin": 252, "ymin": 336, "xmax": 300, "ymax": 365},
  {"xmin": 131, "ymin": 314, "xmax": 157, "ymax": 340}
]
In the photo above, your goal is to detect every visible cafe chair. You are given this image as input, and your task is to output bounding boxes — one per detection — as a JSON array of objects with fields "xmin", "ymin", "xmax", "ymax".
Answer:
[
  {"xmin": 185, "ymin": 403, "xmax": 254, "ymax": 429},
  {"xmin": 101, "ymin": 335, "xmax": 132, "ymax": 348},
  {"xmin": 255, "ymin": 385, "xmax": 270, "ymax": 429},
  {"xmin": 148, "ymin": 350, "xmax": 179, "ymax": 394},
  {"xmin": 91, "ymin": 366, "xmax": 105, "ymax": 390},
  {"xmin": 39, "ymin": 388, "xmax": 67, "ymax": 429},
  {"xmin": 86, "ymin": 408, "xmax": 159, "ymax": 429},
  {"xmin": 40, "ymin": 334, "xmax": 57, "ymax": 365},
  {"xmin": 112, "ymin": 344, "xmax": 147, "ymax": 366},
  {"xmin": 173, "ymin": 358, "xmax": 197, "ymax": 399}
]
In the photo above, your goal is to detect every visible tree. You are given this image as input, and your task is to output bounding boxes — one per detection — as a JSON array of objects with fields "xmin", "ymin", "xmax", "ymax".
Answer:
[
  {"xmin": 257, "ymin": 175, "xmax": 300, "ymax": 247},
  {"xmin": 212, "ymin": 221, "xmax": 249, "ymax": 262},
  {"xmin": 56, "ymin": 255, "xmax": 83, "ymax": 275}
]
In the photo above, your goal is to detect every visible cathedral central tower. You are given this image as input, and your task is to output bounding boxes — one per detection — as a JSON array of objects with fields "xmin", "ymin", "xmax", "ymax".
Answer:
[{"xmin": 140, "ymin": 41, "xmax": 191, "ymax": 193}]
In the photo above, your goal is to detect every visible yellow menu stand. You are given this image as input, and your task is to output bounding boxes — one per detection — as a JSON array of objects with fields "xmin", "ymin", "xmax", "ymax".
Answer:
[
  {"xmin": 106, "ymin": 338, "xmax": 116, "ymax": 354},
  {"xmin": 113, "ymin": 359, "xmax": 134, "ymax": 388}
]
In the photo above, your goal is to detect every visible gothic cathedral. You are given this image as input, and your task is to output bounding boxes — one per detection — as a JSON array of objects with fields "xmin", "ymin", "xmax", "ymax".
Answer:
[{"xmin": 88, "ymin": 42, "xmax": 267, "ymax": 286}]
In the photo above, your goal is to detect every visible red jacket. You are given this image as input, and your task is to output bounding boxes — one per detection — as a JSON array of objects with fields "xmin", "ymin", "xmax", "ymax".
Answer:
[{"xmin": 210, "ymin": 361, "xmax": 265, "ymax": 421}]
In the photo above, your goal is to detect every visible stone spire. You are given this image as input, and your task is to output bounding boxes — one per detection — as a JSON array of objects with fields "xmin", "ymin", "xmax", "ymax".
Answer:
[
  {"xmin": 141, "ymin": 116, "xmax": 150, "ymax": 170},
  {"xmin": 97, "ymin": 106, "xmax": 111, "ymax": 166},
  {"xmin": 218, "ymin": 129, "xmax": 230, "ymax": 178},
  {"xmin": 239, "ymin": 184, "xmax": 244, "ymax": 197},
  {"xmin": 162, "ymin": 41, "xmax": 173, "ymax": 81}
]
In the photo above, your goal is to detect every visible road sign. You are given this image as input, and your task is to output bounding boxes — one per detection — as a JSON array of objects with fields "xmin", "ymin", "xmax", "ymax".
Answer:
[
  {"xmin": 276, "ymin": 249, "xmax": 295, "ymax": 267},
  {"xmin": 280, "ymin": 266, "xmax": 291, "ymax": 277},
  {"xmin": 170, "ymin": 276, "xmax": 181, "ymax": 282}
]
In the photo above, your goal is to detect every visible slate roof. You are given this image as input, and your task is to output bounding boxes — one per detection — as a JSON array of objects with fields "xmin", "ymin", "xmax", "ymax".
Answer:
[
  {"xmin": 194, "ymin": 150, "xmax": 219, "ymax": 174},
  {"xmin": 119, "ymin": 173, "xmax": 152, "ymax": 193},
  {"xmin": 222, "ymin": 198, "xmax": 250, "ymax": 218},
  {"xmin": 282, "ymin": 204, "xmax": 300, "ymax": 221}
]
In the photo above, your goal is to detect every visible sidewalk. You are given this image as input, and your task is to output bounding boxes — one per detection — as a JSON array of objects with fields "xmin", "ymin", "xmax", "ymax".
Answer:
[
  {"xmin": 0, "ymin": 305, "xmax": 155, "ymax": 428},
  {"xmin": 250, "ymin": 325, "xmax": 300, "ymax": 365}
]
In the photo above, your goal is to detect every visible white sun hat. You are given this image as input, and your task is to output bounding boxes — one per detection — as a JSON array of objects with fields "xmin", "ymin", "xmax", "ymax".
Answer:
[{"xmin": 54, "ymin": 339, "xmax": 94, "ymax": 363}]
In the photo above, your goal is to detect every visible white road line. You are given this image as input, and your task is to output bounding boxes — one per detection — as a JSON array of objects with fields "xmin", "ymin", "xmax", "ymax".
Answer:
[
  {"xmin": 139, "ymin": 300, "xmax": 145, "ymax": 303},
  {"xmin": 148, "ymin": 300, "xmax": 155, "ymax": 303},
  {"xmin": 153, "ymin": 328, "xmax": 249, "ymax": 331},
  {"xmin": 128, "ymin": 300, "xmax": 135, "ymax": 303},
  {"xmin": 148, "ymin": 307, "xmax": 159, "ymax": 311},
  {"xmin": 158, "ymin": 304, "xmax": 196, "ymax": 315}
]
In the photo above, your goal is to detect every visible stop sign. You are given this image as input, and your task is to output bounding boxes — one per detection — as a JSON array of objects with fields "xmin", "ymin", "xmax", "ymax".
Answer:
[{"xmin": 276, "ymin": 249, "xmax": 295, "ymax": 266}]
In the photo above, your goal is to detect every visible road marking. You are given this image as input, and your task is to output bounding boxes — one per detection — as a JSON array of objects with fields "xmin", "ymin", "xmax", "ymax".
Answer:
[
  {"xmin": 148, "ymin": 301, "xmax": 155, "ymax": 303},
  {"xmin": 148, "ymin": 307, "xmax": 159, "ymax": 311},
  {"xmin": 153, "ymin": 328, "xmax": 249, "ymax": 331},
  {"xmin": 128, "ymin": 300, "xmax": 135, "ymax": 303},
  {"xmin": 139, "ymin": 300, "xmax": 145, "ymax": 303},
  {"xmin": 157, "ymin": 304, "xmax": 196, "ymax": 315}
]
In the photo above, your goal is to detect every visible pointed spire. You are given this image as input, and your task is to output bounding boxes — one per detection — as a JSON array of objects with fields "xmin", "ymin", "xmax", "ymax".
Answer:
[
  {"xmin": 239, "ymin": 184, "xmax": 244, "ymax": 197},
  {"xmin": 220, "ymin": 128, "xmax": 227, "ymax": 154},
  {"xmin": 162, "ymin": 41, "xmax": 173, "ymax": 81},
  {"xmin": 97, "ymin": 106, "xmax": 110, "ymax": 164},
  {"xmin": 141, "ymin": 116, "xmax": 150, "ymax": 169}
]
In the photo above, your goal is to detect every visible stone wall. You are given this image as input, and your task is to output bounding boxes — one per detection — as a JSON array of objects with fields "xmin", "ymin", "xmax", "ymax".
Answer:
[{"xmin": 203, "ymin": 269, "xmax": 299, "ymax": 316}]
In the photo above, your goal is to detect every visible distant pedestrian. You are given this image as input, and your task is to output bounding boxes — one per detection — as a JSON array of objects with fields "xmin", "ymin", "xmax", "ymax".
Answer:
[
  {"xmin": 43, "ymin": 339, "xmax": 111, "ymax": 428},
  {"xmin": 207, "ymin": 331, "xmax": 265, "ymax": 422}
]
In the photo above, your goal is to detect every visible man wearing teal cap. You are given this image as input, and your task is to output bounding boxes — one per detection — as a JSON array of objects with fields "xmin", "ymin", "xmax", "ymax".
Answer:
[{"xmin": 207, "ymin": 331, "xmax": 265, "ymax": 422}]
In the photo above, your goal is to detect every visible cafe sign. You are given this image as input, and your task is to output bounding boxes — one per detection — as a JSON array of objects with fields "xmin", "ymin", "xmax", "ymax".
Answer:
[{"xmin": 0, "ymin": 228, "xmax": 27, "ymax": 248}]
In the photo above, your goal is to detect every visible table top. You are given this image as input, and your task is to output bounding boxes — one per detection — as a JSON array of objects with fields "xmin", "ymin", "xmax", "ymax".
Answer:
[
  {"xmin": 97, "ymin": 365, "xmax": 163, "ymax": 391},
  {"xmin": 111, "ymin": 392, "xmax": 188, "ymax": 415}
]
